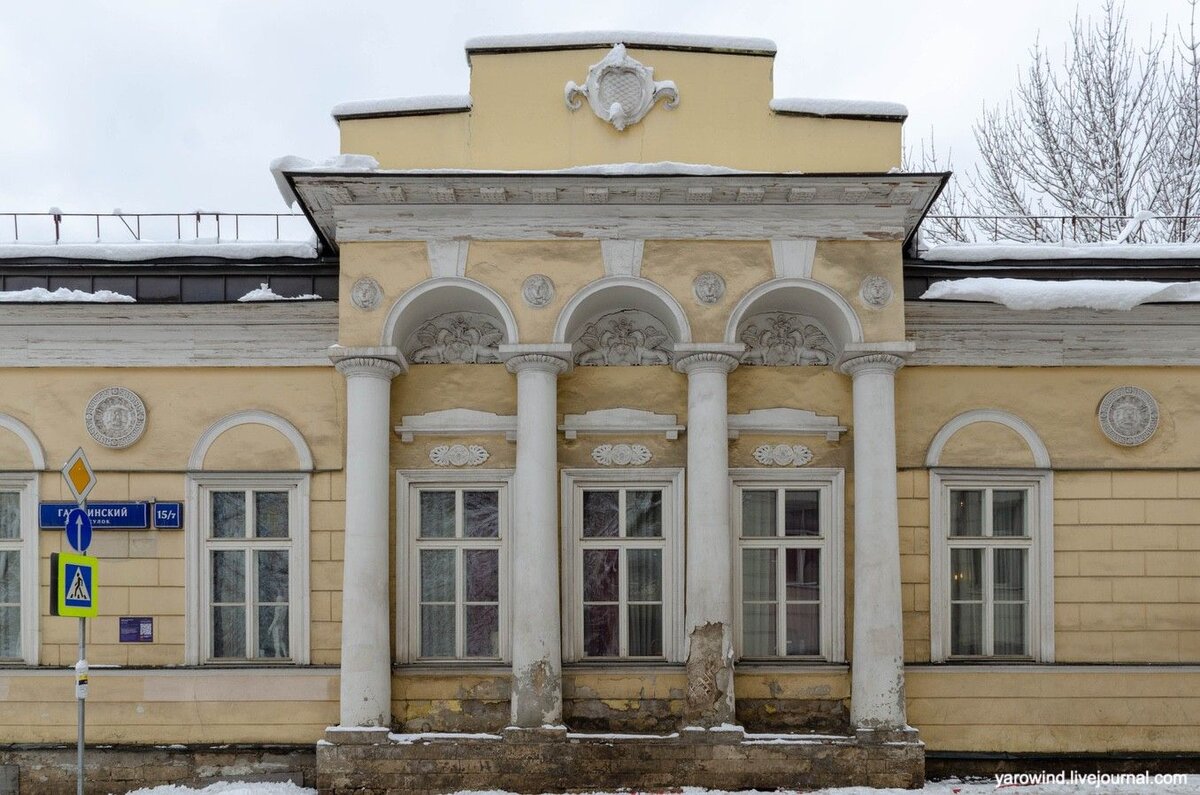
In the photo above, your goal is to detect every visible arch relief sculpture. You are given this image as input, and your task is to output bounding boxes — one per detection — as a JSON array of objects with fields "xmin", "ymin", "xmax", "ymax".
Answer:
[
  {"xmin": 737, "ymin": 312, "xmax": 836, "ymax": 366},
  {"xmin": 405, "ymin": 311, "xmax": 504, "ymax": 364},
  {"xmin": 573, "ymin": 309, "xmax": 673, "ymax": 366}
]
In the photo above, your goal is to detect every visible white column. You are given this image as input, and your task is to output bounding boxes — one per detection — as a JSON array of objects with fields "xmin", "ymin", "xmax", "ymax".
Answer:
[
  {"xmin": 333, "ymin": 352, "xmax": 404, "ymax": 728},
  {"xmin": 839, "ymin": 353, "xmax": 908, "ymax": 733},
  {"xmin": 674, "ymin": 351, "xmax": 739, "ymax": 727},
  {"xmin": 505, "ymin": 353, "xmax": 569, "ymax": 727}
]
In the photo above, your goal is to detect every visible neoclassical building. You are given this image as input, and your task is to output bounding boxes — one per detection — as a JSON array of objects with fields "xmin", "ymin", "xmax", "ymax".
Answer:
[{"xmin": 0, "ymin": 32, "xmax": 1198, "ymax": 794}]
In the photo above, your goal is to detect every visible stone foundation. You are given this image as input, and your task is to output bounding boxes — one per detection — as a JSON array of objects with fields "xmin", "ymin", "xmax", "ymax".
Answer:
[
  {"xmin": 317, "ymin": 726, "xmax": 924, "ymax": 795},
  {"xmin": 0, "ymin": 744, "xmax": 313, "ymax": 795}
]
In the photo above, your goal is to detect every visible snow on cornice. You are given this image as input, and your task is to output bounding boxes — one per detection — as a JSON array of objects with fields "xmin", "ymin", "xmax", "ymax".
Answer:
[
  {"xmin": 332, "ymin": 94, "xmax": 472, "ymax": 121},
  {"xmin": 923, "ymin": 242, "xmax": 1200, "ymax": 262},
  {"xmin": 922, "ymin": 277, "xmax": 1200, "ymax": 311},
  {"xmin": 770, "ymin": 98, "xmax": 908, "ymax": 121},
  {"xmin": 465, "ymin": 31, "xmax": 777, "ymax": 56},
  {"xmin": 0, "ymin": 240, "xmax": 319, "ymax": 262}
]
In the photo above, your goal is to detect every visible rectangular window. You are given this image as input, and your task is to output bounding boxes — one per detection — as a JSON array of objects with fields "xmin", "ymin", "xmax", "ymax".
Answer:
[
  {"xmin": 932, "ymin": 472, "xmax": 1052, "ymax": 662},
  {"xmin": 562, "ymin": 470, "xmax": 683, "ymax": 662},
  {"xmin": 733, "ymin": 471, "xmax": 844, "ymax": 662},
  {"xmin": 0, "ymin": 477, "xmax": 36, "ymax": 665},
  {"xmin": 189, "ymin": 475, "xmax": 309, "ymax": 665},
  {"xmin": 400, "ymin": 473, "xmax": 511, "ymax": 664}
]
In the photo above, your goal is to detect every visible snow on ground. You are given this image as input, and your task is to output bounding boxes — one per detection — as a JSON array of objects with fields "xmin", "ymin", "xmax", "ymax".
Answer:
[
  {"xmin": 0, "ymin": 286, "xmax": 134, "ymax": 302},
  {"xmin": 122, "ymin": 775, "xmax": 1200, "ymax": 795},
  {"xmin": 921, "ymin": 277, "xmax": 1200, "ymax": 310}
]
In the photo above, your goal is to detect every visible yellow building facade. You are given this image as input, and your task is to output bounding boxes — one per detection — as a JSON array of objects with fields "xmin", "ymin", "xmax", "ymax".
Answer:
[{"xmin": 0, "ymin": 32, "xmax": 1197, "ymax": 793}]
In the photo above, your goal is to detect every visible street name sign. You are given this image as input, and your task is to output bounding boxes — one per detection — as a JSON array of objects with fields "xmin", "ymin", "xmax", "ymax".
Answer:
[{"xmin": 40, "ymin": 502, "xmax": 151, "ymax": 529}]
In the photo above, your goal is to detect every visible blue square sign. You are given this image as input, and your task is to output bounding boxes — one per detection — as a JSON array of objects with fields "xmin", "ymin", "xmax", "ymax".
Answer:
[{"xmin": 64, "ymin": 562, "xmax": 94, "ymax": 609}]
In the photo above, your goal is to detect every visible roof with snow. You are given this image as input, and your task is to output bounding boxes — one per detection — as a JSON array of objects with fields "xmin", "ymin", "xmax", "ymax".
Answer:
[{"xmin": 463, "ymin": 32, "xmax": 777, "ymax": 56}]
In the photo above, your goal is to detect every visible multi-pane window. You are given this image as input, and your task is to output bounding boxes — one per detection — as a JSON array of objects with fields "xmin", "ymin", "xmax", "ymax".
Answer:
[
  {"xmin": 947, "ymin": 487, "xmax": 1030, "ymax": 656},
  {"xmin": 580, "ymin": 489, "xmax": 665, "ymax": 658},
  {"xmin": 0, "ymin": 491, "xmax": 23, "ymax": 660},
  {"xmin": 734, "ymin": 472, "xmax": 843, "ymax": 662},
  {"xmin": 410, "ymin": 486, "xmax": 505, "ymax": 661},
  {"xmin": 931, "ymin": 472, "xmax": 1052, "ymax": 662},
  {"xmin": 563, "ymin": 471, "xmax": 683, "ymax": 662},
  {"xmin": 207, "ymin": 489, "xmax": 294, "ymax": 660}
]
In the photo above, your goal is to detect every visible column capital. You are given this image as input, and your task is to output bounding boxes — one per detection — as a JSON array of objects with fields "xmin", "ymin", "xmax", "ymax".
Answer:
[
  {"xmin": 505, "ymin": 353, "xmax": 570, "ymax": 376},
  {"xmin": 838, "ymin": 353, "xmax": 905, "ymax": 377},
  {"xmin": 330, "ymin": 345, "xmax": 407, "ymax": 380},
  {"xmin": 674, "ymin": 351, "xmax": 740, "ymax": 375}
]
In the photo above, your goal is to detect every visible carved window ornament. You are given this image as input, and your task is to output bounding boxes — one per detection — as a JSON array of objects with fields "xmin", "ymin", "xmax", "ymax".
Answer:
[
  {"xmin": 573, "ymin": 309, "xmax": 674, "ymax": 366},
  {"xmin": 429, "ymin": 444, "xmax": 491, "ymax": 467},
  {"xmin": 737, "ymin": 312, "xmax": 836, "ymax": 366},
  {"xmin": 564, "ymin": 44, "xmax": 680, "ymax": 131},
  {"xmin": 404, "ymin": 311, "xmax": 504, "ymax": 364},
  {"xmin": 591, "ymin": 444, "xmax": 653, "ymax": 466},
  {"xmin": 395, "ymin": 409, "xmax": 518, "ymax": 443},
  {"xmin": 752, "ymin": 444, "xmax": 813, "ymax": 467}
]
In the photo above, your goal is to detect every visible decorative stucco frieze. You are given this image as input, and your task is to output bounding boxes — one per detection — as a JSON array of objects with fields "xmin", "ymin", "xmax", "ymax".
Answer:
[
  {"xmin": 85, "ymin": 386, "xmax": 147, "ymax": 449},
  {"xmin": 406, "ymin": 312, "xmax": 504, "ymax": 364},
  {"xmin": 574, "ymin": 310, "xmax": 673, "ymax": 366},
  {"xmin": 350, "ymin": 277, "xmax": 383, "ymax": 311},
  {"xmin": 564, "ymin": 44, "xmax": 679, "ymax": 131},
  {"xmin": 752, "ymin": 444, "xmax": 813, "ymax": 467},
  {"xmin": 693, "ymin": 272, "xmax": 726, "ymax": 305},
  {"xmin": 429, "ymin": 443, "xmax": 491, "ymax": 467},
  {"xmin": 738, "ymin": 313, "xmax": 835, "ymax": 366},
  {"xmin": 1098, "ymin": 386, "xmax": 1159, "ymax": 446},
  {"xmin": 591, "ymin": 443, "xmax": 653, "ymax": 466},
  {"xmin": 522, "ymin": 274, "xmax": 555, "ymax": 308}
]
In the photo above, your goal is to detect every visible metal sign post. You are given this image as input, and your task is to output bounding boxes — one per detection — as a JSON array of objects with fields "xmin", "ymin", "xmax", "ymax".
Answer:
[{"xmin": 59, "ymin": 448, "xmax": 97, "ymax": 795}]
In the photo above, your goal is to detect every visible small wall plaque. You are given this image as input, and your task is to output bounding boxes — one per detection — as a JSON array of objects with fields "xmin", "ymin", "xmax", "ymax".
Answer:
[{"xmin": 119, "ymin": 616, "xmax": 154, "ymax": 643}]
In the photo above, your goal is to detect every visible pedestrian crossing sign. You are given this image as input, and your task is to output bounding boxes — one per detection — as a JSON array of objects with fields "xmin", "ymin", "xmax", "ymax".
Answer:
[{"xmin": 51, "ymin": 552, "xmax": 98, "ymax": 618}]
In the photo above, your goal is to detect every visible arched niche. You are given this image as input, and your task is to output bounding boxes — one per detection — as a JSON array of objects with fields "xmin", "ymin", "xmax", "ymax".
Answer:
[
  {"xmin": 381, "ymin": 277, "xmax": 519, "ymax": 364},
  {"xmin": 554, "ymin": 276, "xmax": 691, "ymax": 366},
  {"xmin": 725, "ymin": 278, "xmax": 863, "ymax": 366},
  {"xmin": 0, "ymin": 414, "xmax": 45, "ymax": 470},
  {"xmin": 926, "ymin": 409, "xmax": 1051, "ymax": 469},
  {"xmin": 189, "ymin": 410, "xmax": 314, "ymax": 471}
]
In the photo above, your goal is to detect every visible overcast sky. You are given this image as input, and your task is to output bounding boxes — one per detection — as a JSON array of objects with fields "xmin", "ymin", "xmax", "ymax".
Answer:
[{"xmin": 0, "ymin": 0, "xmax": 1189, "ymax": 227}]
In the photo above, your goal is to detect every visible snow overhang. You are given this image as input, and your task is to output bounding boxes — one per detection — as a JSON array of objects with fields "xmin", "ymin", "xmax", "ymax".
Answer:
[
  {"xmin": 285, "ymin": 169, "xmax": 949, "ymax": 253},
  {"xmin": 464, "ymin": 32, "xmax": 777, "ymax": 58}
]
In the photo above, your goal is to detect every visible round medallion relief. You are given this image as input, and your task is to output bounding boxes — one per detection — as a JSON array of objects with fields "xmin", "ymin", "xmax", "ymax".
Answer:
[
  {"xmin": 350, "ymin": 277, "xmax": 383, "ymax": 311},
  {"xmin": 1098, "ymin": 386, "xmax": 1159, "ymax": 446},
  {"xmin": 693, "ymin": 272, "xmax": 726, "ymax": 305},
  {"xmin": 859, "ymin": 275, "xmax": 894, "ymax": 309},
  {"xmin": 521, "ymin": 274, "xmax": 555, "ymax": 308},
  {"xmin": 85, "ymin": 387, "xmax": 147, "ymax": 449}
]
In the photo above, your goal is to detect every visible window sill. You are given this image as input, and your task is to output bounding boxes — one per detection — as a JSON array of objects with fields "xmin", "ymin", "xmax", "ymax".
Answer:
[
  {"xmin": 394, "ymin": 661, "xmax": 511, "ymax": 676},
  {"xmin": 563, "ymin": 660, "xmax": 685, "ymax": 675},
  {"xmin": 735, "ymin": 661, "xmax": 849, "ymax": 674}
]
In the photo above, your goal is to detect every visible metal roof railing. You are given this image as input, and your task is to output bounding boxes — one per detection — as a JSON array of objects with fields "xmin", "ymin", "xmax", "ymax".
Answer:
[{"xmin": 0, "ymin": 212, "xmax": 314, "ymax": 245}]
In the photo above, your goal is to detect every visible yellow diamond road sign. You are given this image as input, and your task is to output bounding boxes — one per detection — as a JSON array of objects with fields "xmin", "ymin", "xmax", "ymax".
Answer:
[{"xmin": 61, "ymin": 448, "xmax": 96, "ymax": 504}]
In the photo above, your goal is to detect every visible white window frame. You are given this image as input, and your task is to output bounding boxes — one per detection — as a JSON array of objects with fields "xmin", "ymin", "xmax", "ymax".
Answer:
[
  {"xmin": 396, "ymin": 469, "xmax": 513, "ymax": 664},
  {"xmin": 930, "ymin": 468, "xmax": 1054, "ymax": 663},
  {"xmin": 561, "ymin": 468, "xmax": 685, "ymax": 663},
  {"xmin": 730, "ymin": 468, "xmax": 845, "ymax": 663},
  {"xmin": 185, "ymin": 472, "xmax": 310, "ymax": 665},
  {"xmin": 0, "ymin": 473, "xmax": 38, "ymax": 665}
]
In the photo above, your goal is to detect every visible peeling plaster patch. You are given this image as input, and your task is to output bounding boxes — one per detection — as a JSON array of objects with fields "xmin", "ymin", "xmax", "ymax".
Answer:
[
  {"xmin": 683, "ymin": 622, "xmax": 735, "ymax": 727},
  {"xmin": 513, "ymin": 659, "xmax": 562, "ymax": 727}
]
